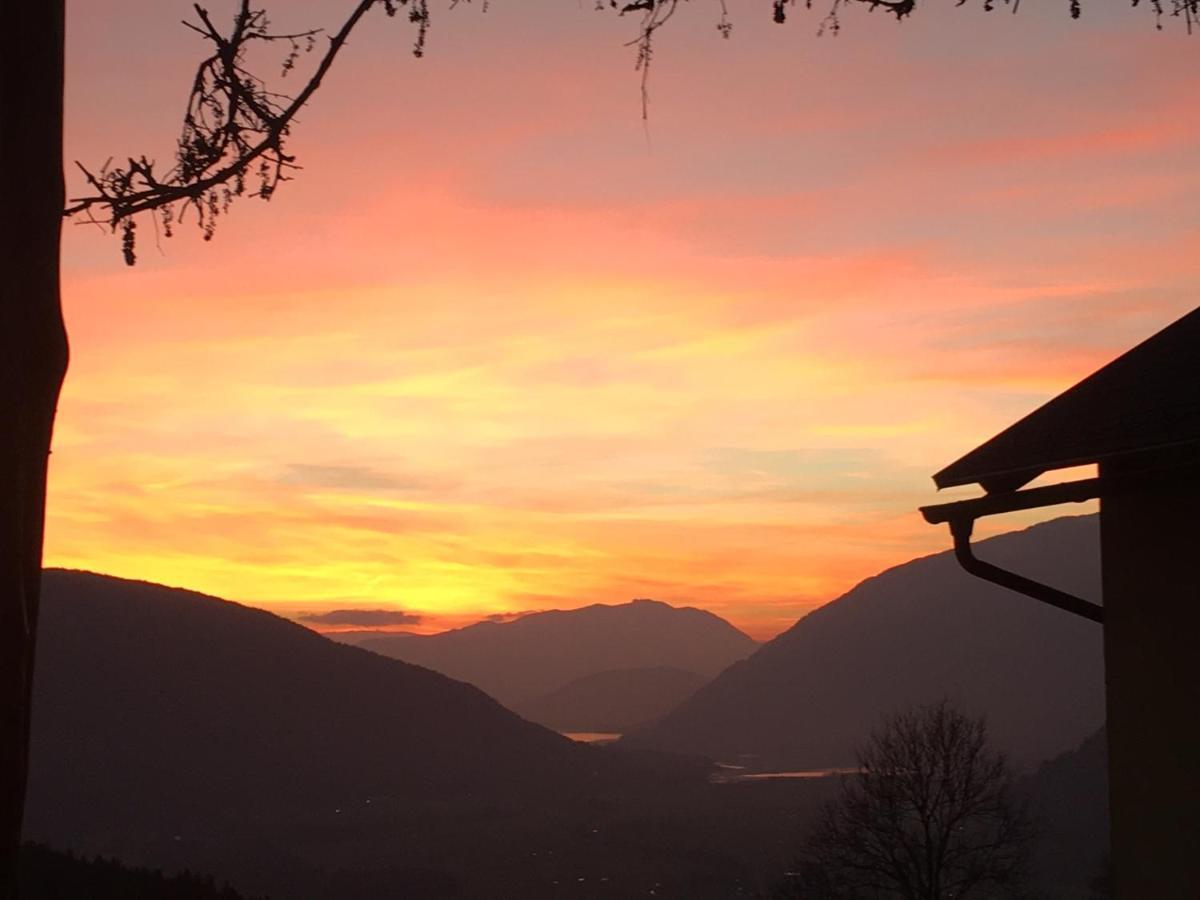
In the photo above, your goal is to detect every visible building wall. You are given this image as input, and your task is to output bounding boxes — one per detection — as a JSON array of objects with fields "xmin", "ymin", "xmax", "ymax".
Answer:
[{"xmin": 1100, "ymin": 457, "xmax": 1200, "ymax": 899}]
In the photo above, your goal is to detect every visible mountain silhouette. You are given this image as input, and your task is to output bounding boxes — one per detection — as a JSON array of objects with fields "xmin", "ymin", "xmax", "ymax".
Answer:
[
  {"xmin": 624, "ymin": 516, "xmax": 1104, "ymax": 769},
  {"xmin": 514, "ymin": 666, "xmax": 707, "ymax": 734},
  {"xmin": 26, "ymin": 570, "xmax": 609, "ymax": 846},
  {"xmin": 21, "ymin": 571, "xmax": 813, "ymax": 899},
  {"xmin": 352, "ymin": 598, "xmax": 757, "ymax": 709},
  {"xmin": 1021, "ymin": 726, "xmax": 1109, "ymax": 896}
]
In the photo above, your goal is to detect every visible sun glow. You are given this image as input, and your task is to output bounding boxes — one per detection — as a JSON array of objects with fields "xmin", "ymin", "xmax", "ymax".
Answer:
[{"xmin": 49, "ymin": 0, "xmax": 1200, "ymax": 640}]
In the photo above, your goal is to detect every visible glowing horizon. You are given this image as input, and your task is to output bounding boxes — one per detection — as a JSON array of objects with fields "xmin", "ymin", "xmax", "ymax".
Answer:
[{"xmin": 48, "ymin": 1, "xmax": 1200, "ymax": 642}]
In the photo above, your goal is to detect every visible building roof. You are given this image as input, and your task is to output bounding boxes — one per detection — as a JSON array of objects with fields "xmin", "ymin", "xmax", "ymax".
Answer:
[{"xmin": 934, "ymin": 306, "xmax": 1200, "ymax": 492}]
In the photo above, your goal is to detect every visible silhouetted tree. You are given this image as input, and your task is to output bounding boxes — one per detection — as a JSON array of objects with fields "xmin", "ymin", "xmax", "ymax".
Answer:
[
  {"xmin": 18, "ymin": 843, "xmax": 262, "ymax": 899},
  {"xmin": 2, "ymin": 0, "xmax": 1194, "ymax": 895},
  {"xmin": 776, "ymin": 702, "xmax": 1033, "ymax": 900}
]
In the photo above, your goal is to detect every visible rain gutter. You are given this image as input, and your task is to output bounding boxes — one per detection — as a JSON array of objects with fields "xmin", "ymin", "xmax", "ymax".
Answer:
[{"xmin": 919, "ymin": 478, "xmax": 1104, "ymax": 625}]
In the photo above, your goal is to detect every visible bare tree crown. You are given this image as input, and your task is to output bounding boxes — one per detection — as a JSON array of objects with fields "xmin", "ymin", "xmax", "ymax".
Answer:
[{"xmin": 782, "ymin": 702, "xmax": 1034, "ymax": 900}]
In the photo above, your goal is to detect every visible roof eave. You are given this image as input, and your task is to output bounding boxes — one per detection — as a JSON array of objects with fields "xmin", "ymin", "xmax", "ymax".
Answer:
[{"xmin": 933, "ymin": 437, "xmax": 1200, "ymax": 493}]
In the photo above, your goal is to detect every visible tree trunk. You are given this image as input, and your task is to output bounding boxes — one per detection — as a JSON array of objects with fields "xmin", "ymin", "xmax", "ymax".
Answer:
[{"xmin": 0, "ymin": 2, "xmax": 69, "ymax": 896}]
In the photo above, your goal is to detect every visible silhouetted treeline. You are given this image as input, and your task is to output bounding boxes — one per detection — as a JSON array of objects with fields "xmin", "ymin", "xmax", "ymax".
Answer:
[{"xmin": 19, "ymin": 843, "xmax": 262, "ymax": 899}]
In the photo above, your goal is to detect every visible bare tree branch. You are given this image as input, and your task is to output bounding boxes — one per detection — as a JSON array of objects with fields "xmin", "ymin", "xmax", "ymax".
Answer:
[
  {"xmin": 64, "ymin": 1, "xmax": 427, "ymax": 263},
  {"xmin": 67, "ymin": 0, "xmax": 1198, "ymax": 264}
]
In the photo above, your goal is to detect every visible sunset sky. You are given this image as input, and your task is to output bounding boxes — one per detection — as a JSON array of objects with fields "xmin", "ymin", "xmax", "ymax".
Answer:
[{"xmin": 50, "ymin": 0, "xmax": 1200, "ymax": 639}]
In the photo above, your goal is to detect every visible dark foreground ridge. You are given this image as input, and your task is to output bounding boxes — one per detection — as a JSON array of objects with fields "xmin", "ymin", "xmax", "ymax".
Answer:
[
  {"xmin": 25, "ymin": 570, "xmax": 812, "ymax": 898},
  {"xmin": 30, "ymin": 569, "xmax": 593, "ymax": 827}
]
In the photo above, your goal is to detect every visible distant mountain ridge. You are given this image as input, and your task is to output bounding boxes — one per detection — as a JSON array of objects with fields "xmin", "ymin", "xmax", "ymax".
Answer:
[
  {"xmin": 624, "ymin": 516, "xmax": 1105, "ymax": 769},
  {"xmin": 352, "ymin": 598, "xmax": 757, "ymax": 708},
  {"xmin": 514, "ymin": 666, "xmax": 708, "ymax": 734}
]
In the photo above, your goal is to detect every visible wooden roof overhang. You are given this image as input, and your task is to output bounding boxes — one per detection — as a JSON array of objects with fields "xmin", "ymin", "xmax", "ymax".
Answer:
[
  {"xmin": 919, "ymin": 305, "xmax": 1200, "ymax": 624},
  {"xmin": 933, "ymin": 305, "xmax": 1200, "ymax": 494}
]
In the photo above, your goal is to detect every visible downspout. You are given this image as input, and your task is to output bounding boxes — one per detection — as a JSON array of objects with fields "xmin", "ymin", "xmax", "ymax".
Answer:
[
  {"xmin": 920, "ymin": 478, "xmax": 1104, "ymax": 625},
  {"xmin": 947, "ymin": 516, "xmax": 1103, "ymax": 624}
]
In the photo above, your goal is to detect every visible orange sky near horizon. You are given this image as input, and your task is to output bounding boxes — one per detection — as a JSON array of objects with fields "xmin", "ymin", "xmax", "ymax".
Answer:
[{"xmin": 48, "ymin": 1, "xmax": 1200, "ymax": 640}]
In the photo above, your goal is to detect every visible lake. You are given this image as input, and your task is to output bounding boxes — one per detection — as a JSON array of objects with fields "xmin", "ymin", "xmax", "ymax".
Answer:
[
  {"xmin": 561, "ymin": 732, "xmax": 856, "ymax": 781},
  {"xmin": 562, "ymin": 732, "xmax": 622, "ymax": 744},
  {"xmin": 708, "ymin": 765, "xmax": 860, "ymax": 784}
]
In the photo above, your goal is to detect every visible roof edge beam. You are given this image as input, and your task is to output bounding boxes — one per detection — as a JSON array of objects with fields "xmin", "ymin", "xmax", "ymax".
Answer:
[{"xmin": 919, "ymin": 477, "xmax": 1101, "ymax": 525}]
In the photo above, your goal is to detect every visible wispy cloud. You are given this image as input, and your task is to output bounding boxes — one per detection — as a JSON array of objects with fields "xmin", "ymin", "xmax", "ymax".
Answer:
[
  {"xmin": 279, "ymin": 463, "xmax": 426, "ymax": 493},
  {"xmin": 299, "ymin": 609, "xmax": 423, "ymax": 628}
]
